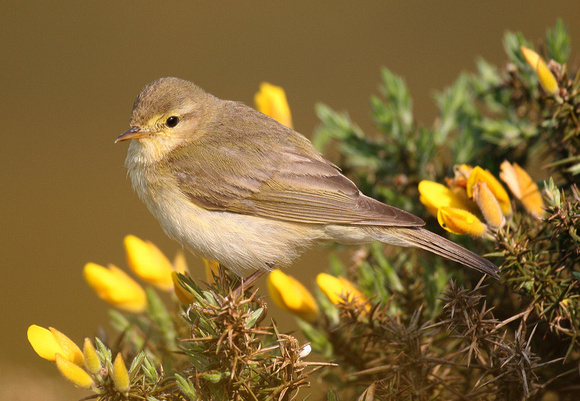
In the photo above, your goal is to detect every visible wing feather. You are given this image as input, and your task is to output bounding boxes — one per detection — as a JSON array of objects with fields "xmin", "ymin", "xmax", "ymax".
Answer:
[{"xmin": 166, "ymin": 102, "xmax": 424, "ymax": 227}]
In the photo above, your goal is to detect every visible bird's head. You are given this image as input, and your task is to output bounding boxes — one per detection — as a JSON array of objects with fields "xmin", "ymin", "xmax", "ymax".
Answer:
[{"xmin": 116, "ymin": 77, "xmax": 214, "ymax": 163}]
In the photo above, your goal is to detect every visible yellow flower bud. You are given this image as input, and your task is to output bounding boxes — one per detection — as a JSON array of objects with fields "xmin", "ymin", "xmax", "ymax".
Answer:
[
  {"xmin": 172, "ymin": 272, "xmax": 196, "ymax": 305},
  {"xmin": 83, "ymin": 338, "xmax": 101, "ymax": 375},
  {"xmin": 254, "ymin": 82, "xmax": 293, "ymax": 129},
  {"xmin": 267, "ymin": 269, "xmax": 319, "ymax": 322},
  {"xmin": 112, "ymin": 353, "xmax": 130, "ymax": 394},
  {"xmin": 466, "ymin": 166, "xmax": 512, "ymax": 217},
  {"xmin": 520, "ymin": 46, "xmax": 541, "ymax": 72},
  {"xmin": 520, "ymin": 46, "xmax": 558, "ymax": 96},
  {"xmin": 536, "ymin": 57, "xmax": 559, "ymax": 95},
  {"xmin": 55, "ymin": 353, "xmax": 95, "ymax": 389},
  {"xmin": 316, "ymin": 273, "xmax": 370, "ymax": 313},
  {"xmin": 124, "ymin": 235, "xmax": 175, "ymax": 291},
  {"xmin": 27, "ymin": 325, "xmax": 84, "ymax": 366},
  {"xmin": 83, "ymin": 263, "xmax": 147, "ymax": 313},
  {"xmin": 500, "ymin": 161, "xmax": 545, "ymax": 219},
  {"xmin": 437, "ymin": 206, "xmax": 487, "ymax": 238},
  {"xmin": 418, "ymin": 180, "xmax": 473, "ymax": 217},
  {"xmin": 472, "ymin": 182, "xmax": 505, "ymax": 230}
]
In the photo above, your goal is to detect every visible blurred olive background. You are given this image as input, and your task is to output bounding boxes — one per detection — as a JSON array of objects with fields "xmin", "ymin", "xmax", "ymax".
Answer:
[{"xmin": 2, "ymin": 1, "xmax": 579, "ymax": 398}]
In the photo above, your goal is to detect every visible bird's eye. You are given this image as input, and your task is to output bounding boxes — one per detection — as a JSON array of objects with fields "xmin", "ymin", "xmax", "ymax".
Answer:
[{"xmin": 166, "ymin": 116, "xmax": 179, "ymax": 128}]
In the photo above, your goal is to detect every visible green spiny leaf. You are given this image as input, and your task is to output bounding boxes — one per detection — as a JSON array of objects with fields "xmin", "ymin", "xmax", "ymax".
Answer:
[
  {"xmin": 141, "ymin": 354, "xmax": 159, "ymax": 382},
  {"xmin": 546, "ymin": 19, "xmax": 570, "ymax": 63},
  {"xmin": 128, "ymin": 351, "xmax": 146, "ymax": 377},
  {"xmin": 145, "ymin": 287, "xmax": 177, "ymax": 348},
  {"xmin": 175, "ymin": 373, "xmax": 198, "ymax": 400},
  {"xmin": 503, "ymin": 31, "xmax": 534, "ymax": 71},
  {"xmin": 245, "ymin": 307, "xmax": 264, "ymax": 328}
]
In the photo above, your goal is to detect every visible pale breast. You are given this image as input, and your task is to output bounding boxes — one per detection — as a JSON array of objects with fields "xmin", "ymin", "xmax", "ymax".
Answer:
[{"xmin": 126, "ymin": 142, "xmax": 325, "ymax": 274}]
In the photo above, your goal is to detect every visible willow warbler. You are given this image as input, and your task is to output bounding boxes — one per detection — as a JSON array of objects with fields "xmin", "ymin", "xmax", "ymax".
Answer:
[{"xmin": 116, "ymin": 77, "xmax": 498, "ymax": 278}]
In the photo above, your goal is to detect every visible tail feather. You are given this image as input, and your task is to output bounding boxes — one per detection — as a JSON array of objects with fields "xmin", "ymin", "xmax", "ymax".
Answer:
[{"xmin": 374, "ymin": 227, "xmax": 499, "ymax": 278}]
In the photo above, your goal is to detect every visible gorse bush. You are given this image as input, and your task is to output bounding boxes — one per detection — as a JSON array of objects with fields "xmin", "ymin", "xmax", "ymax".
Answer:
[{"xmin": 28, "ymin": 20, "xmax": 579, "ymax": 400}]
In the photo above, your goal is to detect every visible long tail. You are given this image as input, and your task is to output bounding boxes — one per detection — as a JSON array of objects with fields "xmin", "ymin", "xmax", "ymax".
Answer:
[{"xmin": 372, "ymin": 227, "xmax": 499, "ymax": 278}]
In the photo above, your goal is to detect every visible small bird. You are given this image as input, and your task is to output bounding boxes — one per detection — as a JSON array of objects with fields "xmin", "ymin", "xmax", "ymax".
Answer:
[{"xmin": 116, "ymin": 77, "xmax": 498, "ymax": 279}]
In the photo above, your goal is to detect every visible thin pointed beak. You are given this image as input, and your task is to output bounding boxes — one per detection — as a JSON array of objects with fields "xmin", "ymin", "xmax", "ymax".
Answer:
[{"xmin": 115, "ymin": 127, "xmax": 147, "ymax": 143}]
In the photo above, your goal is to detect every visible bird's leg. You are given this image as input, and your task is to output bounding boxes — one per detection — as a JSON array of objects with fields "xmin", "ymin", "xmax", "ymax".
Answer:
[{"xmin": 230, "ymin": 269, "xmax": 267, "ymax": 299}]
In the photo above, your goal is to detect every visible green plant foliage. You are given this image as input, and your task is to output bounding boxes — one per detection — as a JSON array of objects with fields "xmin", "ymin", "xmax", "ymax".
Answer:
[{"xmin": 308, "ymin": 18, "xmax": 579, "ymax": 401}]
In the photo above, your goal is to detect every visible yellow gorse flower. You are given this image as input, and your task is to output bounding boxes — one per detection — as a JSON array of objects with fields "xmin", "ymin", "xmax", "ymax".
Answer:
[
  {"xmin": 27, "ymin": 325, "xmax": 84, "ymax": 366},
  {"xmin": 254, "ymin": 82, "xmax": 293, "ymax": 129},
  {"xmin": 316, "ymin": 273, "xmax": 370, "ymax": 313},
  {"xmin": 466, "ymin": 166, "xmax": 512, "ymax": 217},
  {"xmin": 419, "ymin": 177, "xmax": 488, "ymax": 238},
  {"xmin": 28, "ymin": 326, "xmax": 97, "ymax": 390},
  {"xmin": 55, "ymin": 353, "xmax": 95, "ymax": 389},
  {"xmin": 437, "ymin": 207, "xmax": 487, "ymax": 238},
  {"xmin": 267, "ymin": 269, "xmax": 319, "ymax": 322},
  {"xmin": 472, "ymin": 182, "xmax": 505, "ymax": 230},
  {"xmin": 419, "ymin": 164, "xmax": 515, "ymax": 237},
  {"xmin": 124, "ymin": 234, "xmax": 175, "ymax": 291},
  {"xmin": 83, "ymin": 262, "xmax": 147, "ymax": 313},
  {"xmin": 520, "ymin": 46, "xmax": 559, "ymax": 96},
  {"xmin": 500, "ymin": 161, "xmax": 545, "ymax": 219},
  {"xmin": 418, "ymin": 180, "xmax": 473, "ymax": 217}
]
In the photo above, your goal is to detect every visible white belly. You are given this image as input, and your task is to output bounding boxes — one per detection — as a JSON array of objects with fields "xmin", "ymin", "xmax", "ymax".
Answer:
[{"xmin": 129, "ymin": 164, "xmax": 323, "ymax": 274}]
